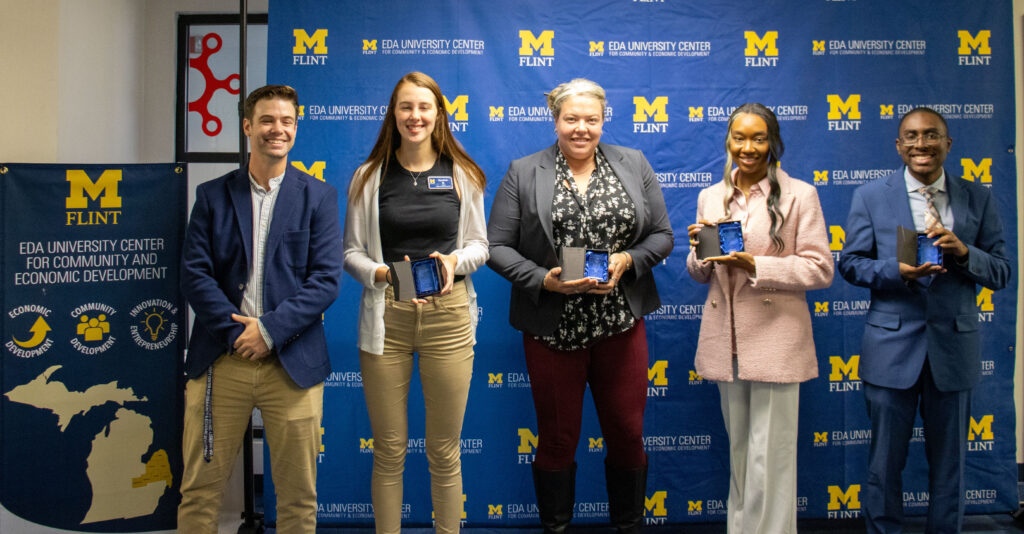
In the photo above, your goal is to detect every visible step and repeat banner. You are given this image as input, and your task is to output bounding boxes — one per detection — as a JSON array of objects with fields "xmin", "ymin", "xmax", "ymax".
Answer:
[
  {"xmin": 1, "ymin": 164, "xmax": 187, "ymax": 532},
  {"xmin": 267, "ymin": 0, "xmax": 1018, "ymax": 527}
]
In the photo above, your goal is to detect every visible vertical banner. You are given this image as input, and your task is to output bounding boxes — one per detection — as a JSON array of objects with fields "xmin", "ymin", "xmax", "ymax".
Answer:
[
  {"xmin": 267, "ymin": 0, "xmax": 1017, "ymax": 527},
  {"xmin": 1, "ymin": 164, "xmax": 186, "ymax": 532}
]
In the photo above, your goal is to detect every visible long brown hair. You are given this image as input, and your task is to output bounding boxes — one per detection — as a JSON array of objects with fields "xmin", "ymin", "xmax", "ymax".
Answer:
[
  {"xmin": 350, "ymin": 72, "xmax": 486, "ymax": 200},
  {"xmin": 721, "ymin": 103, "xmax": 786, "ymax": 253}
]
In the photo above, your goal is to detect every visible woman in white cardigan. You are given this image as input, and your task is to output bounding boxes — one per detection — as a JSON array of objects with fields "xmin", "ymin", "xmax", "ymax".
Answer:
[{"xmin": 343, "ymin": 71, "xmax": 487, "ymax": 534}]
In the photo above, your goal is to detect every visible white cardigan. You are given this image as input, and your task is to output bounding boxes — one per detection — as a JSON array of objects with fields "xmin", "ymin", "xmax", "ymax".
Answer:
[{"xmin": 343, "ymin": 162, "xmax": 489, "ymax": 355}]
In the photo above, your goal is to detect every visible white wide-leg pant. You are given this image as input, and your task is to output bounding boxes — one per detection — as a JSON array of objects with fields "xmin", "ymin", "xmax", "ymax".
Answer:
[{"xmin": 718, "ymin": 378, "xmax": 800, "ymax": 534}]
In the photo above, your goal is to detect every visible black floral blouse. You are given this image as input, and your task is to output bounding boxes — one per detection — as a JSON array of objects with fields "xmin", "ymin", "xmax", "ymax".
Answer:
[{"xmin": 537, "ymin": 148, "xmax": 637, "ymax": 351}]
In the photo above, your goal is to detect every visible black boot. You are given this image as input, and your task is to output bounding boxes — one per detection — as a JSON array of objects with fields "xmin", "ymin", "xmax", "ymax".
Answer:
[
  {"xmin": 605, "ymin": 458, "xmax": 647, "ymax": 534},
  {"xmin": 532, "ymin": 463, "xmax": 576, "ymax": 533}
]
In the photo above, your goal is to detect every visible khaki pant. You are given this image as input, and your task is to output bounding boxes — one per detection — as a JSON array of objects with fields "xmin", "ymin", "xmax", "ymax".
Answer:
[
  {"xmin": 178, "ymin": 352, "xmax": 324, "ymax": 534},
  {"xmin": 360, "ymin": 280, "xmax": 475, "ymax": 533}
]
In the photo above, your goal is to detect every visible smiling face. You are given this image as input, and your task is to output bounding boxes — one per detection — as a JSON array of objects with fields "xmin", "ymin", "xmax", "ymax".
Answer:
[
  {"xmin": 728, "ymin": 112, "xmax": 771, "ymax": 182},
  {"xmin": 243, "ymin": 97, "xmax": 296, "ymax": 163},
  {"xmin": 393, "ymin": 82, "xmax": 438, "ymax": 147},
  {"xmin": 555, "ymin": 95, "xmax": 604, "ymax": 166},
  {"xmin": 896, "ymin": 111, "xmax": 951, "ymax": 185}
]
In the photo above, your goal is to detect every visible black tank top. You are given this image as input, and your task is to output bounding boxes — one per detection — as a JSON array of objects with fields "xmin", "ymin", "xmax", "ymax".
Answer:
[{"xmin": 378, "ymin": 155, "xmax": 460, "ymax": 263}]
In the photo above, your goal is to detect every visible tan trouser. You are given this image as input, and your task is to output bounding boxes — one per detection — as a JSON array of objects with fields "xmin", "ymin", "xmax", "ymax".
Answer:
[
  {"xmin": 360, "ymin": 280, "xmax": 475, "ymax": 534},
  {"xmin": 178, "ymin": 352, "xmax": 323, "ymax": 534}
]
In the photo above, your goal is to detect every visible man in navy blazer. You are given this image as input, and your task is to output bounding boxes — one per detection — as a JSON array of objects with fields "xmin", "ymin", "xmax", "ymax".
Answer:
[
  {"xmin": 178, "ymin": 85, "xmax": 343, "ymax": 533},
  {"xmin": 838, "ymin": 108, "xmax": 1010, "ymax": 534}
]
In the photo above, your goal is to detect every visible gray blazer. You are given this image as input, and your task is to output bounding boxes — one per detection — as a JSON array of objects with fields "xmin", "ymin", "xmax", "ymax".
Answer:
[{"xmin": 487, "ymin": 143, "xmax": 674, "ymax": 337}]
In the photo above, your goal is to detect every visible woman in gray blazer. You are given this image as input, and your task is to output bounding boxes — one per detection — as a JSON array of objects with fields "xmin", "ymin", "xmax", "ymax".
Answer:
[{"xmin": 487, "ymin": 78, "xmax": 673, "ymax": 534}]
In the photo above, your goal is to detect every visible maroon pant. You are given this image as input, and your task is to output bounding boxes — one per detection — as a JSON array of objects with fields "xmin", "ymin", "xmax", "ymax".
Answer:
[{"xmin": 523, "ymin": 320, "xmax": 649, "ymax": 471}]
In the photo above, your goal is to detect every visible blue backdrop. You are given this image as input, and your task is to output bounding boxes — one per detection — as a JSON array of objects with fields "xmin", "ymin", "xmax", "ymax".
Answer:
[{"xmin": 266, "ymin": 0, "xmax": 1018, "ymax": 526}]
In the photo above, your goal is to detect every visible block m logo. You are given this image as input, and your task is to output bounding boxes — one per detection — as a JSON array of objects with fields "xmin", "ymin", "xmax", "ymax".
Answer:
[
  {"xmin": 359, "ymin": 438, "xmax": 374, "ymax": 449},
  {"xmin": 815, "ymin": 302, "xmax": 829, "ymax": 313},
  {"xmin": 648, "ymin": 360, "xmax": 668, "ymax": 386},
  {"xmin": 814, "ymin": 432, "xmax": 828, "ymax": 443},
  {"xmin": 443, "ymin": 94, "xmax": 469, "ymax": 121},
  {"xmin": 291, "ymin": 161, "xmax": 326, "ymax": 182},
  {"xmin": 293, "ymin": 29, "xmax": 328, "ymax": 54},
  {"xmin": 829, "ymin": 355, "xmax": 860, "ymax": 381},
  {"xmin": 826, "ymin": 94, "xmax": 861, "ymax": 120},
  {"xmin": 488, "ymin": 504, "xmax": 502, "ymax": 515},
  {"xmin": 488, "ymin": 373, "xmax": 503, "ymax": 384},
  {"xmin": 827, "ymin": 485, "xmax": 861, "ymax": 510},
  {"xmin": 976, "ymin": 287, "xmax": 994, "ymax": 312},
  {"xmin": 66, "ymin": 170, "xmax": 122, "ymax": 209},
  {"xmin": 689, "ymin": 106, "xmax": 703, "ymax": 118},
  {"xmin": 519, "ymin": 30, "xmax": 554, "ymax": 56},
  {"xmin": 362, "ymin": 39, "xmax": 377, "ymax": 51},
  {"xmin": 644, "ymin": 491, "xmax": 668, "ymax": 516},
  {"xmin": 968, "ymin": 415, "xmax": 994, "ymax": 441},
  {"xmin": 960, "ymin": 158, "xmax": 992, "ymax": 183},
  {"xmin": 744, "ymin": 31, "xmax": 779, "ymax": 56},
  {"xmin": 957, "ymin": 30, "xmax": 991, "ymax": 55},
  {"xmin": 828, "ymin": 225, "xmax": 845, "ymax": 251},
  {"xmin": 518, "ymin": 428, "xmax": 539, "ymax": 453},
  {"xmin": 633, "ymin": 97, "xmax": 668, "ymax": 122},
  {"xmin": 814, "ymin": 170, "xmax": 828, "ymax": 182},
  {"xmin": 588, "ymin": 437, "xmax": 604, "ymax": 449}
]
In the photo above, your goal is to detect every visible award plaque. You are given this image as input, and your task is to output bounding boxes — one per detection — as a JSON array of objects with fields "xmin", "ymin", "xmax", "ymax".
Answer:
[
  {"xmin": 717, "ymin": 221, "xmax": 745, "ymax": 254},
  {"xmin": 583, "ymin": 249, "xmax": 610, "ymax": 282},
  {"xmin": 696, "ymin": 221, "xmax": 744, "ymax": 259},
  {"xmin": 560, "ymin": 247, "xmax": 609, "ymax": 282},
  {"xmin": 389, "ymin": 257, "xmax": 443, "ymax": 300},
  {"xmin": 897, "ymin": 225, "xmax": 943, "ymax": 267},
  {"xmin": 916, "ymin": 233, "xmax": 943, "ymax": 266}
]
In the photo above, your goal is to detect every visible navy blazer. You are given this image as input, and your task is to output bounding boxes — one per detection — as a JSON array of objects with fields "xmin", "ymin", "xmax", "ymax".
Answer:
[
  {"xmin": 837, "ymin": 168, "xmax": 1010, "ymax": 392},
  {"xmin": 181, "ymin": 165, "xmax": 343, "ymax": 388},
  {"xmin": 487, "ymin": 143, "xmax": 674, "ymax": 337}
]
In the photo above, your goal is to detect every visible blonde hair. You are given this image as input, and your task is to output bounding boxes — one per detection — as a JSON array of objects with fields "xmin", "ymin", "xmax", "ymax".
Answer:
[{"xmin": 546, "ymin": 78, "xmax": 606, "ymax": 119}]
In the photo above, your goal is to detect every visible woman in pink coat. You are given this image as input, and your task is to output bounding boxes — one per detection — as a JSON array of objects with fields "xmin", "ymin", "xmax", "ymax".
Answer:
[{"xmin": 686, "ymin": 103, "xmax": 833, "ymax": 534}]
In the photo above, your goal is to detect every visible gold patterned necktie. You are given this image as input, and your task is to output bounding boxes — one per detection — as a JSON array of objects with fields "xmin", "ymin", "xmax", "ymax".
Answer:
[{"xmin": 918, "ymin": 186, "xmax": 943, "ymax": 231}]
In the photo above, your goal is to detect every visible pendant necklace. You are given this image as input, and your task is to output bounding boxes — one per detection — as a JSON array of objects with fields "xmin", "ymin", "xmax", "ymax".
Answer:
[
  {"xmin": 410, "ymin": 168, "xmax": 425, "ymax": 187},
  {"xmin": 400, "ymin": 154, "xmax": 435, "ymax": 187}
]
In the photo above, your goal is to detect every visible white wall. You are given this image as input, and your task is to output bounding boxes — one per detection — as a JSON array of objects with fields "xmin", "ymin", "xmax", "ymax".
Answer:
[
  {"xmin": 0, "ymin": 0, "xmax": 59, "ymax": 162},
  {"xmin": 56, "ymin": 1, "xmax": 146, "ymax": 163}
]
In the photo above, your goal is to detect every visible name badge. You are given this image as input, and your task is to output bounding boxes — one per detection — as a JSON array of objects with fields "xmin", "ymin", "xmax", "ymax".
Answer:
[{"xmin": 427, "ymin": 176, "xmax": 454, "ymax": 190}]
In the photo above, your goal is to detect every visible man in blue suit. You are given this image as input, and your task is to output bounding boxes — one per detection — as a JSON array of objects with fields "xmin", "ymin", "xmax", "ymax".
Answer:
[
  {"xmin": 177, "ymin": 85, "xmax": 343, "ymax": 533},
  {"xmin": 838, "ymin": 108, "xmax": 1010, "ymax": 533}
]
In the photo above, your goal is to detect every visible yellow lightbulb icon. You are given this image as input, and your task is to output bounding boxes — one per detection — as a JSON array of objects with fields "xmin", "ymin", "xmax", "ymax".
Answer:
[{"xmin": 143, "ymin": 308, "xmax": 165, "ymax": 341}]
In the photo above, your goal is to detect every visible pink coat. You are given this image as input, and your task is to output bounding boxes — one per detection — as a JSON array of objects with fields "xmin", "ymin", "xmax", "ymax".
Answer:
[{"xmin": 686, "ymin": 169, "xmax": 833, "ymax": 383}]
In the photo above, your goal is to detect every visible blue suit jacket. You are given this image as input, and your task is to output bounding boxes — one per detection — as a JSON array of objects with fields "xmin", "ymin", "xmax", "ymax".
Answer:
[
  {"xmin": 837, "ymin": 168, "xmax": 1010, "ymax": 392},
  {"xmin": 181, "ymin": 165, "xmax": 343, "ymax": 388},
  {"xmin": 487, "ymin": 143, "xmax": 674, "ymax": 336}
]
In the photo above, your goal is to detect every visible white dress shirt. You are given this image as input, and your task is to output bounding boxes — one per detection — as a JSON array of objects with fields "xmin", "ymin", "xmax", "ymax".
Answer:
[{"xmin": 241, "ymin": 171, "xmax": 285, "ymax": 349}]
